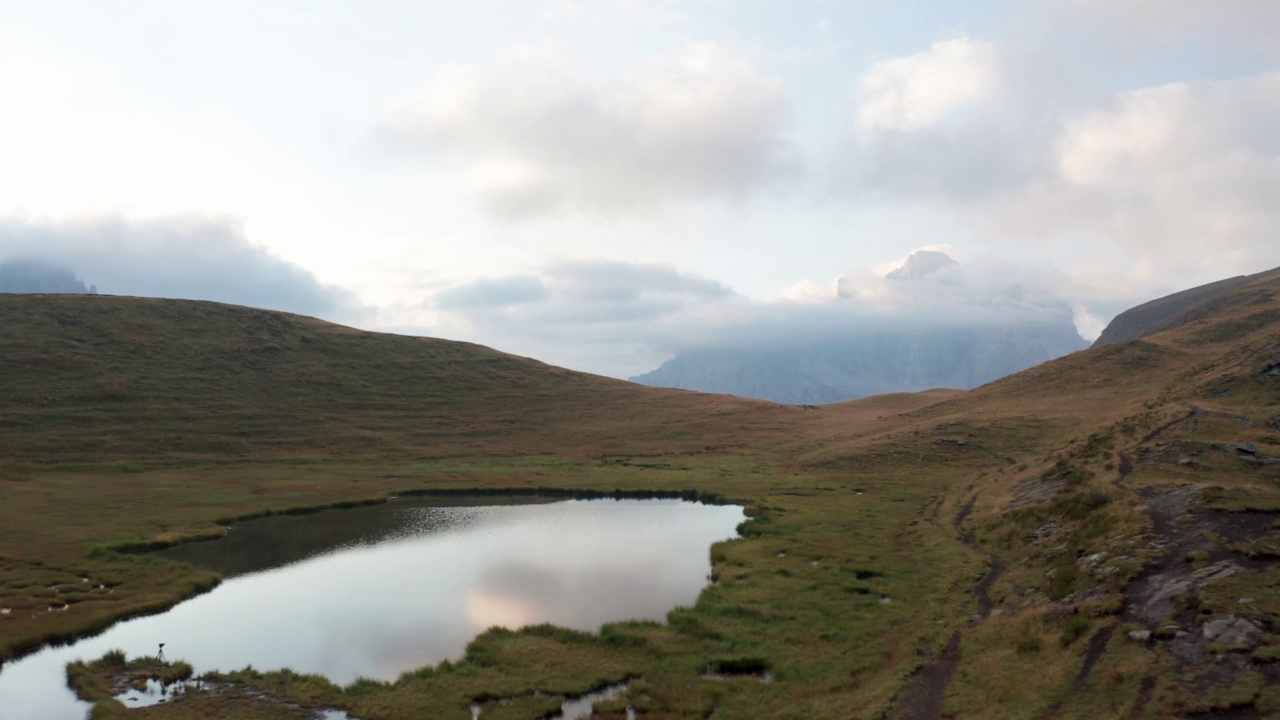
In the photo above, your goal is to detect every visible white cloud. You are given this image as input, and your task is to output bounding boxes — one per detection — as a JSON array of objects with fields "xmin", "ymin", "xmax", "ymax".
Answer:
[
  {"xmin": 996, "ymin": 73, "xmax": 1280, "ymax": 278},
  {"xmin": 1049, "ymin": 0, "xmax": 1280, "ymax": 48},
  {"xmin": 384, "ymin": 42, "xmax": 797, "ymax": 220},
  {"xmin": 855, "ymin": 38, "xmax": 999, "ymax": 134},
  {"xmin": 841, "ymin": 33, "xmax": 1280, "ymax": 287}
]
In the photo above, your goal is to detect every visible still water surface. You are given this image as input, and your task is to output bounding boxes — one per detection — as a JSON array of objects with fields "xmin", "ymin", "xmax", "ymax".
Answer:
[{"xmin": 0, "ymin": 496, "xmax": 744, "ymax": 719}]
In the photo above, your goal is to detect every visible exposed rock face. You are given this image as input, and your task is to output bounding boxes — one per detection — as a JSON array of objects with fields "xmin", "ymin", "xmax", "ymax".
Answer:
[
  {"xmin": 630, "ymin": 324, "xmax": 1089, "ymax": 405},
  {"xmin": 0, "ymin": 260, "xmax": 93, "ymax": 294},
  {"xmin": 1202, "ymin": 616, "xmax": 1263, "ymax": 648},
  {"xmin": 1093, "ymin": 267, "xmax": 1280, "ymax": 347}
]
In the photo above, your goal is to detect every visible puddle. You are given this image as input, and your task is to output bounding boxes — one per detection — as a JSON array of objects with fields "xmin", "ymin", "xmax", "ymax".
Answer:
[
  {"xmin": 114, "ymin": 678, "xmax": 198, "ymax": 708},
  {"xmin": 472, "ymin": 682, "xmax": 635, "ymax": 720},
  {"xmin": 555, "ymin": 682, "xmax": 635, "ymax": 720}
]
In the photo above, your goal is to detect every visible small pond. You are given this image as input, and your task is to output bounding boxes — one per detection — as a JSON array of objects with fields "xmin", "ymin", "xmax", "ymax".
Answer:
[{"xmin": 0, "ymin": 495, "xmax": 744, "ymax": 719}]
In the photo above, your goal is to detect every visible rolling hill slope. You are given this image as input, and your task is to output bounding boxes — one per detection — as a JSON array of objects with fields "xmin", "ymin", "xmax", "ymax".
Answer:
[{"xmin": 0, "ymin": 295, "xmax": 798, "ymax": 467}]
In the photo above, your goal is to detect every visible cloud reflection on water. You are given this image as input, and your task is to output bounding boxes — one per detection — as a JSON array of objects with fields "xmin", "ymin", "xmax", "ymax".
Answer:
[{"xmin": 0, "ymin": 498, "xmax": 744, "ymax": 720}]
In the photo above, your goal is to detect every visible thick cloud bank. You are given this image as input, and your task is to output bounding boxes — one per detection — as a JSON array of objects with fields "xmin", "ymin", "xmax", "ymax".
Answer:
[
  {"xmin": 385, "ymin": 42, "xmax": 796, "ymax": 220},
  {"xmin": 419, "ymin": 252, "xmax": 1093, "ymax": 379},
  {"xmin": 0, "ymin": 216, "xmax": 362, "ymax": 320}
]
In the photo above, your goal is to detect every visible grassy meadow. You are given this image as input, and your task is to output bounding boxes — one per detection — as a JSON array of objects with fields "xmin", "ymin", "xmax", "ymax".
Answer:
[{"xmin": 1, "ymin": 274, "xmax": 1280, "ymax": 718}]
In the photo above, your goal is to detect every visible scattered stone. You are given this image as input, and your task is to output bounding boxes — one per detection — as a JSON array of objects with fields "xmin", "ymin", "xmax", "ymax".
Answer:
[
  {"xmin": 1010, "ymin": 480, "xmax": 1068, "ymax": 512},
  {"xmin": 1261, "ymin": 362, "xmax": 1280, "ymax": 377},
  {"xmin": 933, "ymin": 438, "xmax": 968, "ymax": 446},
  {"xmin": 1057, "ymin": 585, "xmax": 1107, "ymax": 607},
  {"xmin": 1191, "ymin": 561, "xmax": 1243, "ymax": 585},
  {"xmin": 1202, "ymin": 616, "xmax": 1263, "ymax": 647},
  {"xmin": 1239, "ymin": 597, "xmax": 1256, "ymax": 605},
  {"xmin": 1129, "ymin": 630, "xmax": 1152, "ymax": 642},
  {"xmin": 1237, "ymin": 442, "xmax": 1258, "ymax": 455},
  {"xmin": 1135, "ymin": 576, "xmax": 1193, "ymax": 623},
  {"xmin": 1094, "ymin": 565, "xmax": 1120, "ymax": 581},
  {"xmin": 1239, "ymin": 453, "xmax": 1280, "ymax": 465}
]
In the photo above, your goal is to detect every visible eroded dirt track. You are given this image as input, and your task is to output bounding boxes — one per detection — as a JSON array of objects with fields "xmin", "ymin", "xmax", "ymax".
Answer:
[{"xmin": 891, "ymin": 496, "xmax": 1003, "ymax": 720}]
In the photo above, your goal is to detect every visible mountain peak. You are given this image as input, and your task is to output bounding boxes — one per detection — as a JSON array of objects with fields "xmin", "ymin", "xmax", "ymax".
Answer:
[{"xmin": 885, "ymin": 250, "xmax": 959, "ymax": 281}]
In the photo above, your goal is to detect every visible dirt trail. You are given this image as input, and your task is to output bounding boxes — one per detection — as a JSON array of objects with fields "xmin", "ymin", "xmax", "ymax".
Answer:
[{"xmin": 890, "ymin": 496, "xmax": 1003, "ymax": 720}]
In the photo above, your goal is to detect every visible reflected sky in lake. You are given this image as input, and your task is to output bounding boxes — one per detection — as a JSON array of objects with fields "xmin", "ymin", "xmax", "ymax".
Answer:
[{"xmin": 0, "ymin": 497, "xmax": 744, "ymax": 720}]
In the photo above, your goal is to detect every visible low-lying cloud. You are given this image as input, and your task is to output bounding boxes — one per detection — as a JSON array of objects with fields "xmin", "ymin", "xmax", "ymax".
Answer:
[
  {"xmin": 0, "ymin": 215, "xmax": 364, "ymax": 321},
  {"xmin": 415, "ymin": 253, "xmax": 1107, "ymax": 378}
]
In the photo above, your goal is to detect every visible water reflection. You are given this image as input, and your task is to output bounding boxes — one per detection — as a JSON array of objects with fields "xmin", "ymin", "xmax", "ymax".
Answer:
[
  {"xmin": 155, "ymin": 495, "xmax": 557, "ymax": 577},
  {"xmin": 0, "ymin": 497, "xmax": 743, "ymax": 720}
]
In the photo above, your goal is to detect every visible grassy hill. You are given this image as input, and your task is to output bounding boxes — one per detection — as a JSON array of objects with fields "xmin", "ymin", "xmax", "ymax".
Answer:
[
  {"xmin": 2, "ymin": 272, "xmax": 1280, "ymax": 719},
  {"xmin": 0, "ymin": 295, "xmax": 798, "ymax": 467}
]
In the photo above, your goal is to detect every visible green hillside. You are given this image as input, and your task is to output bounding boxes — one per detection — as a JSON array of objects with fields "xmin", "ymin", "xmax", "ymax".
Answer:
[
  {"xmin": 0, "ymin": 295, "xmax": 795, "ymax": 466},
  {"xmin": 2, "ymin": 272, "xmax": 1280, "ymax": 719}
]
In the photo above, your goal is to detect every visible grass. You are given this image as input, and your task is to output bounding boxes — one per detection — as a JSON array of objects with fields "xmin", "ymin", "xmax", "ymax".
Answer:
[{"xmin": 1, "ymin": 271, "xmax": 1280, "ymax": 718}]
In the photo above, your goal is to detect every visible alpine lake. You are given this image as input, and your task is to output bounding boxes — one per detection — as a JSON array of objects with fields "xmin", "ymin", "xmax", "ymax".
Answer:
[{"xmin": 0, "ymin": 494, "xmax": 745, "ymax": 719}]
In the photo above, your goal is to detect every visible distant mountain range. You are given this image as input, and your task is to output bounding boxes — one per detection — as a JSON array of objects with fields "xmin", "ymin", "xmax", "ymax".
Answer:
[
  {"xmin": 631, "ymin": 251, "xmax": 1090, "ymax": 404},
  {"xmin": 630, "ymin": 325, "xmax": 1089, "ymax": 405},
  {"xmin": 0, "ymin": 260, "xmax": 96, "ymax": 294}
]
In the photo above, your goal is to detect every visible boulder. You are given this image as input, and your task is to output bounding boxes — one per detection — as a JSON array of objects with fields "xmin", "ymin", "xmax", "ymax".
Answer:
[{"xmin": 1202, "ymin": 616, "xmax": 1263, "ymax": 647}]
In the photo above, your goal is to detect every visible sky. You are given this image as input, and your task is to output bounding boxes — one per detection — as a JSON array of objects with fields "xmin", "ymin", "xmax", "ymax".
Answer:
[{"xmin": 2, "ymin": 1, "xmax": 1279, "ymax": 378}]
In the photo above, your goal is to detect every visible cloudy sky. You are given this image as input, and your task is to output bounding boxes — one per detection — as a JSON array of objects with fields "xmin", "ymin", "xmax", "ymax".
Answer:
[{"xmin": 2, "ymin": 1, "xmax": 1279, "ymax": 377}]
